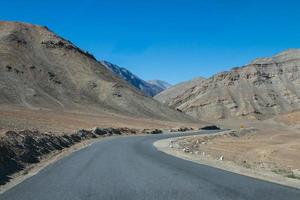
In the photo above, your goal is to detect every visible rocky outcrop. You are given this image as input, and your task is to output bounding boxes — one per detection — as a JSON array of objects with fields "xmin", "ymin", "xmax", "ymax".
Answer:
[{"xmin": 162, "ymin": 50, "xmax": 300, "ymax": 120}]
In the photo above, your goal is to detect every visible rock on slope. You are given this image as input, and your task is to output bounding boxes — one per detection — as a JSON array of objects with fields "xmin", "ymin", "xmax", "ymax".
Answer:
[
  {"xmin": 0, "ymin": 21, "xmax": 193, "ymax": 122},
  {"xmin": 160, "ymin": 50, "xmax": 300, "ymax": 120},
  {"xmin": 155, "ymin": 77, "xmax": 205, "ymax": 104},
  {"xmin": 100, "ymin": 61, "xmax": 168, "ymax": 96}
]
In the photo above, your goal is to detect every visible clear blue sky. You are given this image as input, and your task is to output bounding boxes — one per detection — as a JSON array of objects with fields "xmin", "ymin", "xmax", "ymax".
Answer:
[{"xmin": 1, "ymin": 0, "xmax": 300, "ymax": 84}]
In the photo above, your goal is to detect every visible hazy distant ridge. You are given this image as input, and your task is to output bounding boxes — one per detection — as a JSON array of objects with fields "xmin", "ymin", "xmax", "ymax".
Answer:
[{"xmin": 101, "ymin": 61, "xmax": 171, "ymax": 96}]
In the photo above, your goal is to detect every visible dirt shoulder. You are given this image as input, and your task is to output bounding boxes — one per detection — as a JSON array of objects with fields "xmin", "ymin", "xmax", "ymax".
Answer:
[{"xmin": 154, "ymin": 128, "xmax": 300, "ymax": 189}]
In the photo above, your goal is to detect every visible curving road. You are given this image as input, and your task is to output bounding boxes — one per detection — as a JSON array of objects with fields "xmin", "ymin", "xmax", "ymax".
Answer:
[{"xmin": 1, "ymin": 130, "xmax": 300, "ymax": 200}]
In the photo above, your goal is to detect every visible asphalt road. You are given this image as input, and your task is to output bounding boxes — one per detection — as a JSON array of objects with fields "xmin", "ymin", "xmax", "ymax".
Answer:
[{"xmin": 1, "ymin": 130, "xmax": 300, "ymax": 200}]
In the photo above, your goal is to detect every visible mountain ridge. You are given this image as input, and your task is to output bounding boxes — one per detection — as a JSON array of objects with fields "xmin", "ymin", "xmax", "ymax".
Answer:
[
  {"xmin": 156, "ymin": 49, "xmax": 300, "ymax": 120},
  {"xmin": 154, "ymin": 77, "xmax": 205, "ymax": 104},
  {"xmin": 101, "ymin": 61, "xmax": 170, "ymax": 96},
  {"xmin": 147, "ymin": 80, "xmax": 172, "ymax": 91}
]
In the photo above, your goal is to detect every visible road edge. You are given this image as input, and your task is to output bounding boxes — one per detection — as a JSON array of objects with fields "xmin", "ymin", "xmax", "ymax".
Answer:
[
  {"xmin": 0, "ymin": 138, "xmax": 101, "ymax": 194},
  {"xmin": 153, "ymin": 135, "xmax": 300, "ymax": 190}
]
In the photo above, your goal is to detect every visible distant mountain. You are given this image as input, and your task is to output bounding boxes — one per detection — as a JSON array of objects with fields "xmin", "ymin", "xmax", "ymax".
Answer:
[
  {"xmin": 154, "ymin": 77, "xmax": 205, "ymax": 104},
  {"xmin": 100, "ymin": 61, "xmax": 169, "ymax": 96},
  {"xmin": 0, "ymin": 21, "xmax": 195, "ymax": 122},
  {"xmin": 147, "ymin": 80, "xmax": 172, "ymax": 91},
  {"xmin": 156, "ymin": 49, "xmax": 300, "ymax": 121}
]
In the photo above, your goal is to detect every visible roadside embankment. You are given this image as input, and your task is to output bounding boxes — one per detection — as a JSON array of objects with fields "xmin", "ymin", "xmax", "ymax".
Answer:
[{"xmin": 0, "ymin": 127, "xmax": 166, "ymax": 187}]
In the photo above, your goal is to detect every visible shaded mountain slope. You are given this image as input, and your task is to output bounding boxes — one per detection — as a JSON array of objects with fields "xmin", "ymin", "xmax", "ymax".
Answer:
[
  {"xmin": 147, "ymin": 80, "xmax": 172, "ymax": 92},
  {"xmin": 100, "ymin": 61, "xmax": 168, "ymax": 96}
]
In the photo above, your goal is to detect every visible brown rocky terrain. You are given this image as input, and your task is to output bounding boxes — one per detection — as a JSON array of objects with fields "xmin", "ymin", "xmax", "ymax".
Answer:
[
  {"xmin": 157, "ymin": 50, "xmax": 300, "ymax": 121},
  {"xmin": 0, "ymin": 21, "xmax": 195, "ymax": 124}
]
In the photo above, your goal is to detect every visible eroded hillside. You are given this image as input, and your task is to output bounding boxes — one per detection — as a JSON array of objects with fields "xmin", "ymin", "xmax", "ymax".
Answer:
[{"xmin": 159, "ymin": 50, "xmax": 300, "ymax": 120}]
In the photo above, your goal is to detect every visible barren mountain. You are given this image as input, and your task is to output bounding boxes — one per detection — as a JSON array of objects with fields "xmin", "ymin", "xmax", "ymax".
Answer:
[
  {"xmin": 155, "ymin": 77, "xmax": 205, "ymax": 104},
  {"xmin": 160, "ymin": 50, "xmax": 300, "ymax": 120},
  {"xmin": 0, "ymin": 21, "xmax": 194, "ymax": 123},
  {"xmin": 100, "ymin": 61, "xmax": 167, "ymax": 96}
]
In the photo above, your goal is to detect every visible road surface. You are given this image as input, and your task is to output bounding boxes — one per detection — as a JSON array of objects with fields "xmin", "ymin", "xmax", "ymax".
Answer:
[{"xmin": 1, "ymin": 130, "xmax": 300, "ymax": 200}]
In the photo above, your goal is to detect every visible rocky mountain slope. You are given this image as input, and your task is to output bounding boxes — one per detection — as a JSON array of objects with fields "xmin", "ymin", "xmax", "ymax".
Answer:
[
  {"xmin": 0, "ymin": 21, "xmax": 194, "ymax": 122},
  {"xmin": 159, "ymin": 49, "xmax": 300, "ymax": 120},
  {"xmin": 100, "ymin": 61, "xmax": 168, "ymax": 96},
  {"xmin": 155, "ymin": 77, "xmax": 205, "ymax": 104}
]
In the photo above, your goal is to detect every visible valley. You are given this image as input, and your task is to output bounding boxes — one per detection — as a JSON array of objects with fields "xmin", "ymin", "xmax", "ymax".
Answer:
[{"xmin": 0, "ymin": 19, "xmax": 299, "ymax": 200}]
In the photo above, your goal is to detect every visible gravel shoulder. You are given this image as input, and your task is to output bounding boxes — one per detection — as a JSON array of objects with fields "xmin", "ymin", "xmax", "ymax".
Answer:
[{"xmin": 154, "ymin": 130, "xmax": 300, "ymax": 189}]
